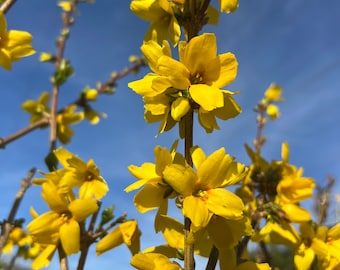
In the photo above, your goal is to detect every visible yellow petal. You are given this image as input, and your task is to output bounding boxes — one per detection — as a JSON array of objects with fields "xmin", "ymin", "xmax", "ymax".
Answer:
[
  {"xmin": 197, "ymin": 148, "xmax": 232, "ymax": 189},
  {"xmin": 219, "ymin": 0, "xmax": 239, "ymax": 13},
  {"xmin": 163, "ymin": 164, "xmax": 196, "ymax": 196},
  {"xmin": 179, "ymin": 33, "xmax": 217, "ymax": 74},
  {"xmin": 171, "ymin": 97, "xmax": 190, "ymax": 121},
  {"xmin": 154, "ymin": 146, "xmax": 172, "ymax": 175},
  {"xmin": 156, "ymin": 215, "xmax": 184, "ymax": 249},
  {"xmin": 32, "ymin": 245, "xmax": 56, "ymax": 270},
  {"xmin": 130, "ymin": 252, "xmax": 181, "ymax": 270},
  {"xmin": 204, "ymin": 188, "xmax": 244, "ymax": 220},
  {"xmin": 207, "ymin": 216, "xmax": 251, "ymax": 250},
  {"xmin": 198, "ymin": 108, "xmax": 220, "ymax": 133},
  {"xmin": 128, "ymin": 74, "xmax": 159, "ymax": 97},
  {"xmin": 190, "ymin": 146, "xmax": 207, "ymax": 171},
  {"xmin": 294, "ymin": 244, "xmax": 315, "ymax": 270},
  {"xmin": 68, "ymin": 198, "xmax": 98, "ymax": 221},
  {"xmin": 183, "ymin": 196, "xmax": 212, "ymax": 229},
  {"xmin": 128, "ymin": 163, "xmax": 158, "ymax": 180},
  {"xmin": 214, "ymin": 93, "xmax": 241, "ymax": 120},
  {"xmin": 79, "ymin": 180, "xmax": 109, "ymax": 200},
  {"xmin": 208, "ymin": 53, "xmax": 238, "ymax": 88},
  {"xmin": 96, "ymin": 226, "xmax": 123, "ymax": 256},
  {"xmin": 134, "ymin": 184, "xmax": 167, "ymax": 213},
  {"xmin": 157, "ymin": 55, "xmax": 190, "ymax": 90},
  {"xmin": 281, "ymin": 141, "xmax": 290, "ymax": 163},
  {"xmin": 266, "ymin": 104, "xmax": 280, "ymax": 119},
  {"xmin": 189, "ymin": 84, "xmax": 224, "ymax": 111},
  {"xmin": 41, "ymin": 182, "xmax": 68, "ymax": 213},
  {"xmin": 237, "ymin": 262, "xmax": 272, "ymax": 270},
  {"xmin": 60, "ymin": 219, "xmax": 80, "ymax": 255},
  {"xmin": 264, "ymin": 83, "xmax": 283, "ymax": 102},
  {"xmin": 141, "ymin": 39, "xmax": 171, "ymax": 72},
  {"xmin": 120, "ymin": 220, "xmax": 141, "ymax": 255},
  {"xmin": 281, "ymin": 204, "xmax": 311, "ymax": 223}
]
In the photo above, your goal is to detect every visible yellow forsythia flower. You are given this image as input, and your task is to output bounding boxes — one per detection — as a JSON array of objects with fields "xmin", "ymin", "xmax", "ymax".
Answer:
[
  {"xmin": 0, "ymin": 11, "xmax": 35, "ymax": 70},
  {"xmin": 128, "ymin": 33, "xmax": 241, "ymax": 134},
  {"xmin": 54, "ymin": 147, "xmax": 109, "ymax": 199},
  {"xmin": 96, "ymin": 220, "xmax": 141, "ymax": 256},
  {"xmin": 126, "ymin": 143, "xmax": 182, "ymax": 213},
  {"xmin": 264, "ymin": 83, "xmax": 283, "ymax": 102},
  {"xmin": 58, "ymin": 1, "xmax": 72, "ymax": 12},
  {"xmin": 219, "ymin": 0, "xmax": 239, "ymax": 13},
  {"xmin": 130, "ymin": 252, "xmax": 182, "ymax": 270},
  {"xmin": 266, "ymin": 104, "xmax": 280, "ymax": 119},
  {"xmin": 163, "ymin": 147, "xmax": 246, "ymax": 229},
  {"xmin": 130, "ymin": 0, "xmax": 181, "ymax": 46},
  {"xmin": 21, "ymin": 91, "xmax": 50, "ymax": 124},
  {"xmin": 27, "ymin": 182, "xmax": 98, "ymax": 256},
  {"xmin": 56, "ymin": 105, "xmax": 83, "ymax": 144}
]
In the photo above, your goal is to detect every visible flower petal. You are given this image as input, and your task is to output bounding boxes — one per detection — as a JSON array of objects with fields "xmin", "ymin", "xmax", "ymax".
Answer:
[
  {"xmin": 69, "ymin": 198, "xmax": 98, "ymax": 221},
  {"xmin": 60, "ymin": 219, "xmax": 80, "ymax": 255},
  {"xmin": 209, "ymin": 52, "xmax": 238, "ymax": 88},
  {"xmin": 204, "ymin": 188, "xmax": 244, "ymax": 220},
  {"xmin": 171, "ymin": 97, "xmax": 190, "ymax": 121},
  {"xmin": 189, "ymin": 84, "xmax": 224, "ymax": 111},
  {"xmin": 179, "ymin": 33, "xmax": 217, "ymax": 74},
  {"xmin": 163, "ymin": 164, "xmax": 196, "ymax": 196},
  {"xmin": 134, "ymin": 184, "xmax": 167, "ymax": 213},
  {"xmin": 183, "ymin": 196, "xmax": 212, "ymax": 229}
]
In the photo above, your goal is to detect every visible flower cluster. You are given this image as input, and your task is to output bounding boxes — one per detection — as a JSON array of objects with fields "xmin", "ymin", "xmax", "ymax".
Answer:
[
  {"xmin": 129, "ymin": 33, "xmax": 241, "ymax": 135},
  {"xmin": 21, "ymin": 89, "xmax": 106, "ymax": 144}
]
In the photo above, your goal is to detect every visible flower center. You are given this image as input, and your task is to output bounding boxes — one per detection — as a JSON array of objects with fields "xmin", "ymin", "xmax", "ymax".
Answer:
[{"xmin": 190, "ymin": 73, "xmax": 203, "ymax": 84}]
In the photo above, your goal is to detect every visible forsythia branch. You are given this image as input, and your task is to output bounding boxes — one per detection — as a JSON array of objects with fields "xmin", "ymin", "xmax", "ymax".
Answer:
[
  {"xmin": 0, "ymin": 0, "xmax": 17, "ymax": 14},
  {"xmin": 0, "ymin": 168, "xmax": 36, "ymax": 255},
  {"xmin": 0, "ymin": 60, "xmax": 145, "ymax": 150}
]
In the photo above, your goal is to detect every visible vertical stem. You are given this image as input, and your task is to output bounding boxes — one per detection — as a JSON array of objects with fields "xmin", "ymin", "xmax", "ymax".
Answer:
[
  {"xmin": 184, "ymin": 109, "xmax": 195, "ymax": 270},
  {"xmin": 49, "ymin": 3, "xmax": 74, "ymax": 152},
  {"xmin": 0, "ymin": 168, "xmax": 35, "ymax": 255},
  {"xmin": 0, "ymin": 0, "xmax": 17, "ymax": 13},
  {"xmin": 58, "ymin": 242, "xmax": 69, "ymax": 270}
]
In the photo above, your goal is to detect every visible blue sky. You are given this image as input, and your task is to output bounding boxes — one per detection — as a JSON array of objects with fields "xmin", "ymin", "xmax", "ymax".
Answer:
[{"xmin": 1, "ymin": 0, "xmax": 340, "ymax": 269}]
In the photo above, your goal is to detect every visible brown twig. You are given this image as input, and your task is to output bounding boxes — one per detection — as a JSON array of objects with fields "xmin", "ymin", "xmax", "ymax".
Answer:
[
  {"xmin": 76, "ymin": 210, "xmax": 127, "ymax": 270},
  {"xmin": 49, "ymin": 3, "xmax": 75, "ymax": 152},
  {"xmin": 0, "ymin": 168, "xmax": 36, "ymax": 255},
  {"xmin": 0, "ymin": 117, "xmax": 50, "ymax": 149},
  {"xmin": 314, "ymin": 176, "xmax": 335, "ymax": 225},
  {"xmin": 0, "ymin": 0, "xmax": 17, "ymax": 13}
]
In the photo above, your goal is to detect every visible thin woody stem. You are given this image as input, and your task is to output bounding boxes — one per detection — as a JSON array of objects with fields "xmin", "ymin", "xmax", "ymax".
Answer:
[
  {"xmin": 49, "ymin": 4, "xmax": 75, "ymax": 152},
  {"xmin": 184, "ymin": 109, "xmax": 195, "ymax": 270},
  {"xmin": 0, "ymin": 168, "xmax": 36, "ymax": 255},
  {"xmin": 0, "ymin": 0, "xmax": 17, "ymax": 13}
]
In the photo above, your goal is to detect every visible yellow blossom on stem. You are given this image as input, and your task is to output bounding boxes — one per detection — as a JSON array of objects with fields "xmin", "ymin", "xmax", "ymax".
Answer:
[
  {"xmin": 27, "ymin": 182, "xmax": 98, "ymax": 256},
  {"xmin": 264, "ymin": 83, "xmax": 283, "ymax": 102},
  {"xmin": 58, "ymin": 1, "xmax": 72, "ymax": 12},
  {"xmin": 56, "ymin": 105, "xmax": 84, "ymax": 144},
  {"xmin": 277, "ymin": 165, "xmax": 315, "ymax": 204},
  {"xmin": 130, "ymin": 0, "xmax": 181, "ymax": 46},
  {"xmin": 129, "ymin": 33, "xmax": 241, "ymax": 134},
  {"xmin": 96, "ymin": 220, "xmax": 141, "ymax": 256},
  {"xmin": 126, "ymin": 142, "xmax": 183, "ymax": 213},
  {"xmin": 130, "ymin": 252, "xmax": 182, "ymax": 270},
  {"xmin": 21, "ymin": 92, "xmax": 50, "ymax": 125},
  {"xmin": 54, "ymin": 147, "xmax": 109, "ymax": 199},
  {"xmin": 0, "ymin": 11, "xmax": 35, "ymax": 70},
  {"xmin": 266, "ymin": 104, "xmax": 280, "ymax": 120},
  {"xmin": 163, "ymin": 146, "xmax": 247, "ymax": 229},
  {"xmin": 219, "ymin": 0, "xmax": 239, "ymax": 13}
]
